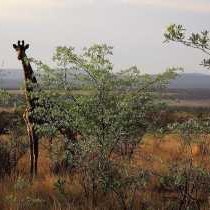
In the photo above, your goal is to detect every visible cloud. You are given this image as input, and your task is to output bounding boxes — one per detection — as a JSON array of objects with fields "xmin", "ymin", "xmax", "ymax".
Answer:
[
  {"xmin": 1, "ymin": 0, "xmax": 209, "ymax": 22},
  {"xmin": 122, "ymin": 0, "xmax": 210, "ymax": 13},
  {"xmin": 0, "ymin": 0, "xmax": 61, "ymax": 9},
  {"xmin": 0, "ymin": 0, "xmax": 93, "ymax": 20},
  {"xmin": 0, "ymin": 0, "xmax": 93, "ymax": 9},
  {"xmin": 1, "ymin": 0, "xmax": 210, "ymax": 14}
]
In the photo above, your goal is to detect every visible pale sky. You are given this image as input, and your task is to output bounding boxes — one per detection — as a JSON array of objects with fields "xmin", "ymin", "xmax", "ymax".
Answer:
[{"xmin": 0, "ymin": 0, "xmax": 210, "ymax": 73}]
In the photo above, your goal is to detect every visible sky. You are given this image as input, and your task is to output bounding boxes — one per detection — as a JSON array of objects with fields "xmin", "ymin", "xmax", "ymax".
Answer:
[{"xmin": 0, "ymin": 0, "xmax": 210, "ymax": 74}]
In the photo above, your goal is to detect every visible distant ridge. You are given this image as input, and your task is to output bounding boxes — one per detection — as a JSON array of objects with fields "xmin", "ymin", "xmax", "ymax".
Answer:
[
  {"xmin": 1, "ymin": 69, "xmax": 210, "ymax": 90},
  {"xmin": 0, "ymin": 69, "xmax": 23, "ymax": 89},
  {"xmin": 169, "ymin": 73, "xmax": 210, "ymax": 89}
]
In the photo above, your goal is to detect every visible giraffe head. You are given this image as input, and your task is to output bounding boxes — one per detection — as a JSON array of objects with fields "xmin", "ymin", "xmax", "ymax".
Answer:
[{"xmin": 13, "ymin": 40, "xmax": 29, "ymax": 60}]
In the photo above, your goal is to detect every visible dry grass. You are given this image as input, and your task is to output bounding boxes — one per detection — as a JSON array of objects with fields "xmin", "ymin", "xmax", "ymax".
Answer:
[
  {"xmin": 167, "ymin": 99, "xmax": 210, "ymax": 108},
  {"xmin": 0, "ymin": 132, "xmax": 210, "ymax": 210}
]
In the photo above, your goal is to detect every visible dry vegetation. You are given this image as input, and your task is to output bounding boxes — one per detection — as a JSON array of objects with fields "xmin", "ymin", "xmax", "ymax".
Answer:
[{"xmin": 1, "ymin": 108, "xmax": 210, "ymax": 210}]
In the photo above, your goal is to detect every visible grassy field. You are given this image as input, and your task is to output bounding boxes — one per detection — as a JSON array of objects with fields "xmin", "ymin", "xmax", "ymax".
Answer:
[
  {"xmin": 6, "ymin": 89, "xmax": 210, "ymax": 109},
  {"xmin": 167, "ymin": 99, "xmax": 210, "ymax": 108},
  {"xmin": 1, "ymin": 105, "xmax": 210, "ymax": 210},
  {"xmin": 1, "ymin": 91, "xmax": 210, "ymax": 210}
]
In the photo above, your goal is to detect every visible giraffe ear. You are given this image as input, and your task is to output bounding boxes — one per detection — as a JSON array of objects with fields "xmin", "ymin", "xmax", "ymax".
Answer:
[
  {"xmin": 13, "ymin": 44, "xmax": 18, "ymax": 49},
  {"xmin": 25, "ymin": 44, "xmax": 29, "ymax": 50}
]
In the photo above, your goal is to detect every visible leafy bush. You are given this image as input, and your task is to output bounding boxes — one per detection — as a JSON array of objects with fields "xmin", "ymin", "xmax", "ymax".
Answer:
[{"xmin": 29, "ymin": 43, "xmax": 177, "ymax": 209}]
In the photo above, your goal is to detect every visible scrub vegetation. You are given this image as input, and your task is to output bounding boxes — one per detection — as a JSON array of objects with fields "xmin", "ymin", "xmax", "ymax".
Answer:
[{"xmin": 0, "ymin": 25, "xmax": 210, "ymax": 210}]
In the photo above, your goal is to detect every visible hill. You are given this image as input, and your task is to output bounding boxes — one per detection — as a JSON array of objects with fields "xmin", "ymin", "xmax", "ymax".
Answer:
[
  {"xmin": 0, "ymin": 69, "xmax": 23, "ymax": 89},
  {"xmin": 1, "ymin": 69, "xmax": 210, "ymax": 90},
  {"xmin": 169, "ymin": 73, "xmax": 210, "ymax": 89}
]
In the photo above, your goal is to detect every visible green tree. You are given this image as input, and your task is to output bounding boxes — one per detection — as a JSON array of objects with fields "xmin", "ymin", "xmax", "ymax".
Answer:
[
  {"xmin": 164, "ymin": 24, "xmax": 210, "ymax": 69},
  {"xmin": 32, "ymin": 43, "xmax": 177, "ymax": 209},
  {"xmin": 33, "ymin": 44, "xmax": 176, "ymax": 158}
]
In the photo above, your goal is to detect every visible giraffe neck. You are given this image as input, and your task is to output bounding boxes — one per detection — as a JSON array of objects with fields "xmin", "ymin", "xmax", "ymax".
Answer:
[
  {"xmin": 21, "ymin": 54, "xmax": 37, "ymax": 85},
  {"xmin": 21, "ymin": 54, "xmax": 38, "ymax": 110}
]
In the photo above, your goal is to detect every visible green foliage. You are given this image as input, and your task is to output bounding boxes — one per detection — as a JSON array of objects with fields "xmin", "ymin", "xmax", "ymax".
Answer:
[
  {"xmin": 32, "ymin": 43, "xmax": 177, "ymax": 160},
  {"xmin": 31, "ymin": 43, "xmax": 177, "ymax": 208},
  {"xmin": 33, "ymin": 43, "xmax": 177, "ymax": 144},
  {"xmin": 0, "ymin": 90, "xmax": 10, "ymax": 105},
  {"xmin": 164, "ymin": 24, "xmax": 210, "ymax": 69},
  {"xmin": 159, "ymin": 165, "xmax": 210, "ymax": 209},
  {"xmin": 169, "ymin": 119, "xmax": 210, "ymax": 135},
  {"xmin": 54, "ymin": 178, "xmax": 67, "ymax": 197}
]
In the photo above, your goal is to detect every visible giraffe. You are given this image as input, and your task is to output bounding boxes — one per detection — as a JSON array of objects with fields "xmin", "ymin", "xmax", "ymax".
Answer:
[
  {"xmin": 13, "ymin": 40, "xmax": 81, "ymax": 176},
  {"xmin": 13, "ymin": 40, "xmax": 39, "ymax": 177}
]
